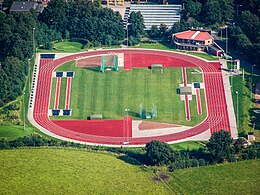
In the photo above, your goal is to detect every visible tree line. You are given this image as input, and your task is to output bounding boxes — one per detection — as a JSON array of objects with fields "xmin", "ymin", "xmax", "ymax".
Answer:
[
  {"xmin": 39, "ymin": 0, "xmax": 124, "ymax": 47},
  {"xmin": 1, "ymin": 130, "xmax": 259, "ymax": 172},
  {"xmin": 0, "ymin": 0, "xmax": 125, "ymax": 107}
]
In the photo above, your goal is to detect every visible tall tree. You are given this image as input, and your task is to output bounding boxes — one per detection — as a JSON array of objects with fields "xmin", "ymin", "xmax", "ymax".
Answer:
[
  {"xmin": 219, "ymin": 0, "xmax": 234, "ymax": 21},
  {"xmin": 201, "ymin": 0, "xmax": 222, "ymax": 25},
  {"xmin": 128, "ymin": 11, "xmax": 145, "ymax": 38},
  {"xmin": 238, "ymin": 10, "xmax": 260, "ymax": 43},
  {"xmin": 38, "ymin": 0, "xmax": 68, "ymax": 37},
  {"xmin": 149, "ymin": 25, "xmax": 160, "ymax": 39},
  {"xmin": 185, "ymin": 0, "xmax": 202, "ymax": 19},
  {"xmin": 206, "ymin": 130, "xmax": 234, "ymax": 163},
  {"xmin": 145, "ymin": 140, "xmax": 174, "ymax": 166}
]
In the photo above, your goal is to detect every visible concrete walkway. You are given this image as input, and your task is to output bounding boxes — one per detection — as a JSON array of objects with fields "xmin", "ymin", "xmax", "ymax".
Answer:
[{"xmin": 220, "ymin": 59, "xmax": 238, "ymax": 138}]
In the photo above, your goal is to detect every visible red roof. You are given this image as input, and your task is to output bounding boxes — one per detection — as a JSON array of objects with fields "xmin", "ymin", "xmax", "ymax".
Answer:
[{"xmin": 174, "ymin": 30, "xmax": 213, "ymax": 41}]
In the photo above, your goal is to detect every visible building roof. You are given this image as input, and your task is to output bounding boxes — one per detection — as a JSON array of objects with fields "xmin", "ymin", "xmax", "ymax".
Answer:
[
  {"xmin": 174, "ymin": 30, "xmax": 213, "ymax": 41},
  {"xmin": 10, "ymin": 1, "xmax": 37, "ymax": 12}
]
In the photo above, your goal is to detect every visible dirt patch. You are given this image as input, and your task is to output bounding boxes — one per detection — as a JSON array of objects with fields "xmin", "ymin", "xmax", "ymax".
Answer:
[
  {"xmin": 152, "ymin": 172, "xmax": 170, "ymax": 182},
  {"xmin": 76, "ymin": 55, "xmax": 114, "ymax": 67},
  {"xmin": 139, "ymin": 121, "xmax": 179, "ymax": 130}
]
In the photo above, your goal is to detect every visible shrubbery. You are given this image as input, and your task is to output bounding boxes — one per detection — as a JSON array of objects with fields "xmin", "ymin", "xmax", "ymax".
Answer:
[
  {"xmin": 1, "ymin": 131, "xmax": 259, "ymax": 172},
  {"xmin": 143, "ymin": 131, "xmax": 260, "ymax": 171}
]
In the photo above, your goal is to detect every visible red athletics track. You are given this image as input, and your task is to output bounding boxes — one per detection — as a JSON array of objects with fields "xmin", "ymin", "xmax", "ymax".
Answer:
[{"xmin": 32, "ymin": 49, "xmax": 230, "ymax": 145}]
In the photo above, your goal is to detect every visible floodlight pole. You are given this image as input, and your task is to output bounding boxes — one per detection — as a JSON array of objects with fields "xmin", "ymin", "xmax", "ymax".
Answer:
[
  {"xmin": 126, "ymin": 23, "xmax": 132, "ymax": 47},
  {"xmin": 236, "ymin": 91, "xmax": 239, "ymax": 129},
  {"xmin": 251, "ymin": 64, "xmax": 256, "ymax": 99},
  {"xmin": 23, "ymin": 92, "xmax": 26, "ymax": 130},
  {"xmin": 33, "ymin": 27, "xmax": 35, "ymax": 56},
  {"xmin": 236, "ymin": 4, "xmax": 242, "ymax": 17},
  {"xmin": 28, "ymin": 59, "xmax": 31, "ymax": 91},
  {"xmin": 125, "ymin": 108, "xmax": 130, "ymax": 143},
  {"xmin": 225, "ymin": 26, "xmax": 228, "ymax": 55}
]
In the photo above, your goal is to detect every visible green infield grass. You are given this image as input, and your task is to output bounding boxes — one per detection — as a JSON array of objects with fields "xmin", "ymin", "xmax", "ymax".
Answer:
[
  {"xmin": 0, "ymin": 148, "xmax": 259, "ymax": 194},
  {"xmin": 50, "ymin": 61, "xmax": 206, "ymax": 126},
  {"xmin": 186, "ymin": 67, "xmax": 203, "ymax": 84}
]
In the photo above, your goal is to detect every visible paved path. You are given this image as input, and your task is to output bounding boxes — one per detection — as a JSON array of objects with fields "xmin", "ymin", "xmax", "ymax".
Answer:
[{"xmin": 220, "ymin": 59, "xmax": 238, "ymax": 138}]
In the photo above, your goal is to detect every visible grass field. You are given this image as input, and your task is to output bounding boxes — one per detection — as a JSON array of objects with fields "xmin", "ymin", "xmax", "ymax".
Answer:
[
  {"xmin": 186, "ymin": 51, "xmax": 219, "ymax": 61},
  {"xmin": 0, "ymin": 149, "xmax": 169, "ymax": 194},
  {"xmin": 1, "ymin": 148, "xmax": 259, "ymax": 194},
  {"xmin": 50, "ymin": 61, "xmax": 206, "ymax": 126},
  {"xmin": 170, "ymin": 141, "xmax": 206, "ymax": 150},
  {"xmin": 169, "ymin": 159, "xmax": 260, "ymax": 194},
  {"xmin": 37, "ymin": 41, "xmax": 121, "ymax": 53}
]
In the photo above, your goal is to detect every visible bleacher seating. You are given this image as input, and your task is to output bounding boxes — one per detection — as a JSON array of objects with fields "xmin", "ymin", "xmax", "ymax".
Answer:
[
  {"xmin": 124, "ymin": 4, "xmax": 182, "ymax": 30},
  {"xmin": 52, "ymin": 110, "xmax": 60, "ymax": 116},
  {"xmin": 63, "ymin": 110, "xmax": 71, "ymax": 116},
  {"xmin": 40, "ymin": 54, "xmax": 55, "ymax": 59},
  {"xmin": 56, "ymin": 72, "xmax": 63, "ymax": 77},
  {"xmin": 66, "ymin": 72, "xmax": 74, "ymax": 77}
]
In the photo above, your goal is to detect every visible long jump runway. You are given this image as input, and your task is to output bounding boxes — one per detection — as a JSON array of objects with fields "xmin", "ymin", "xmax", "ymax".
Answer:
[{"xmin": 29, "ymin": 49, "xmax": 231, "ymax": 146}]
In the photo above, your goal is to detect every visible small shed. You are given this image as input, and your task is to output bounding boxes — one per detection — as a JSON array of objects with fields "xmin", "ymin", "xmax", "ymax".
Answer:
[
  {"xmin": 247, "ymin": 132, "xmax": 255, "ymax": 142},
  {"xmin": 151, "ymin": 64, "xmax": 163, "ymax": 69},
  {"xmin": 90, "ymin": 114, "xmax": 103, "ymax": 120},
  {"xmin": 180, "ymin": 87, "xmax": 192, "ymax": 95}
]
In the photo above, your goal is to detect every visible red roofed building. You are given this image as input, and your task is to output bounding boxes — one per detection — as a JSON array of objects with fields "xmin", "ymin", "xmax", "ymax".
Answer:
[{"xmin": 172, "ymin": 29, "xmax": 214, "ymax": 51}]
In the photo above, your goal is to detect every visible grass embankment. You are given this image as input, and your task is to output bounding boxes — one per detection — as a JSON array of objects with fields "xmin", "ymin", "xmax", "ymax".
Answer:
[
  {"xmin": 130, "ymin": 41, "xmax": 219, "ymax": 61},
  {"xmin": 170, "ymin": 141, "xmax": 206, "ymax": 150},
  {"xmin": 50, "ymin": 61, "xmax": 206, "ymax": 126},
  {"xmin": 0, "ymin": 58, "xmax": 48, "ymax": 140},
  {"xmin": 39, "ymin": 40, "xmax": 219, "ymax": 61},
  {"xmin": 169, "ymin": 159, "xmax": 260, "ymax": 194},
  {"xmin": 231, "ymin": 73, "xmax": 260, "ymax": 141},
  {"xmin": 0, "ymin": 148, "xmax": 259, "ymax": 194},
  {"xmin": 37, "ymin": 41, "xmax": 120, "ymax": 53},
  {"xmin": 0, "ymin": 149, "xmax": 169, "ymax": 194}
]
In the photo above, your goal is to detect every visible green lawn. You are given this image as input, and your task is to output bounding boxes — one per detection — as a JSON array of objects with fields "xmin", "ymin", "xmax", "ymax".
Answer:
[
  {"xmin": 186, "ymin": 51, "xmax": 219, "ymax": 61},
  {"xmin": 0, "ymin": 149, "xmax": 169, "ymax": 194},
  {"xmin": 37, "ymin": 41, "xmax": 121, "ymax": 53},
  {"xmin": 58, "ymin": 78, "xmax": 67, "ymax": 109},
  {"xmin": 230, "ymin": 76, "xmax": 254, "ymax": 134},
  {"xmin": 170, "ymin": 141, "xmax": 206, "ymax": 150},
  {"xmin": 0, "ymin": 125, "xmax": 35, "ymax": 140},
  {"xmin": 0, "ymin": 148, "xmax": 259, "ymax": 194},
  {"xmin": 50, "ymin": 61, "xmax": 206, "ymax": 126},
  {"xmin": 130, "ymin": 41, "xmax": 178, "ymax": 51},
  {"xmin": 49, "ymin": 77, "xmax": 56, "ymax": 109},
  {"xmin": 169, "ymin": 159, "xmax": 260, "ymax": 194},
  {"xmin": 186, "ymin": 67, "xmax": 203, "ymax": 84}
]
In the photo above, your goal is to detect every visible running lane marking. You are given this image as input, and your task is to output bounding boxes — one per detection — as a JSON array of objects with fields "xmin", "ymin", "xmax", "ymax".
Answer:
[
  {"xmin": 65, "ymin": 77, "xmax": 72, "ymax": 110},
  {"xmin": 54, "ymin": 77, "xmax": 61, "ymax": 109},
  {"xmin": 196, "ymin": 88, "xmax": 202, "ymax": 114},
  {"xmin": 182, "ymin": 67, "xmax": 191, "ymax": 121}
]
